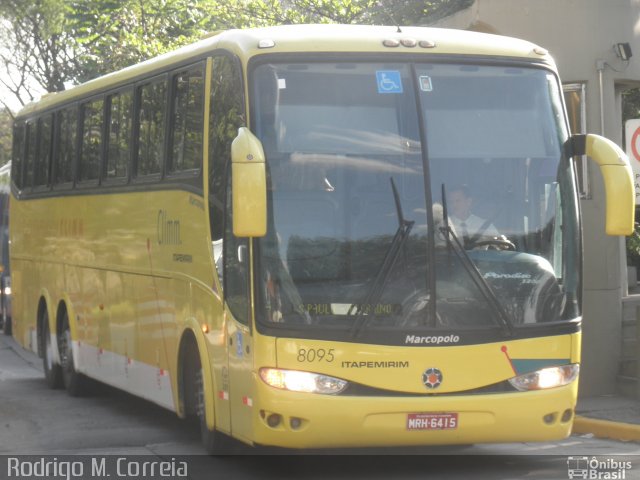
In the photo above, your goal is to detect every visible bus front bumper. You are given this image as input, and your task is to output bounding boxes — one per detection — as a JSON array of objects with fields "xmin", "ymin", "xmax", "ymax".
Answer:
[{"xmin": 251, "ymin": 381, "xmax": 577, "ymax": 449}]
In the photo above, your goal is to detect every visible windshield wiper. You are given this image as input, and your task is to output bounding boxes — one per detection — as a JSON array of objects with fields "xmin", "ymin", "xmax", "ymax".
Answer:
[
  {"xmin": 349, "ymin": 177, "xmax": 414, "ymax": 339},
  {"xmin": 440, "ymin": 184, "xmax": 514, "ymax": 337}
]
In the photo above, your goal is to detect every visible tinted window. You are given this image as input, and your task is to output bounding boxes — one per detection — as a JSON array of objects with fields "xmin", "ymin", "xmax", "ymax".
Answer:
[
  {"xmin": 137, "ymin": 78, "xmax": 166, "ymax": 176},
  {"xmin": 170, "ymin": 65, "xmax": 204, "ymax": 173},
  {"xmin": 209, "ymin": 55, "xmax": 246, "ymax": 320},
  {"xmin": 34, "ymin": 115, "xmax": 52, "ymax": 187},
  {"xmin": 56, "ymin": 107, "xmax": 78, "ymax": 185},
  {"xmin": 210, "ymin": 56, "xmax": 245, "ymax": 245},
  {"xmin": 106, "ymin": 90, "xmax": 133, "ymax": 180},
  {"xmin": 24, "ymin": 122, "xmax": 36, "ymax": 188},
  {"xmin": 79, "ymin": 99, "xmax": 103, "ymax": 183},
  {"xmin": 11, "ymin": 123, "xmax": 25, "ymax": 189}
]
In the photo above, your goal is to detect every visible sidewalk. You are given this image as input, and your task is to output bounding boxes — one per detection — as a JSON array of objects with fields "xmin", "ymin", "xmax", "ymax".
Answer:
[{"xmin": 575, "ymin": 395, "xmax": 640, "ymax": 442}]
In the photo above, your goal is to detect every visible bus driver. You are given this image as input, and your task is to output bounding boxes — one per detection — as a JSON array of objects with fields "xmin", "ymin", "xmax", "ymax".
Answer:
[{"xmin": 448, "ymin": 185, "xmax": 499, "ymax": 248}]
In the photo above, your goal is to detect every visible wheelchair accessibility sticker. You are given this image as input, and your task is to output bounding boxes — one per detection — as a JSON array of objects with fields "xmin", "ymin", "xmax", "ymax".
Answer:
[{"xmin": 376, "ymin": 70, "xmax": 403, "ymax": 94}]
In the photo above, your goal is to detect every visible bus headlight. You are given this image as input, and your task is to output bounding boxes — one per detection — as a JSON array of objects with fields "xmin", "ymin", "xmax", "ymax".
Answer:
[
  {"xmin": 3, "ymin": 286, "xmax": 10, "ymax": 296},
  {"xmin": 508, "ymin": 364, "xmax": 579, "ymax": 391},
  {"xmin": 259, "ymin": 368, "xmax": 348, "ymax": 394}
]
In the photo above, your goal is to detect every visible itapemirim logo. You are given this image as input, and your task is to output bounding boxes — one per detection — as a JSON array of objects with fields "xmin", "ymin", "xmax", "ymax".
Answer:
[{"xmin": 567, "ymin": 456, "xmax": 632, "ymax": 479}]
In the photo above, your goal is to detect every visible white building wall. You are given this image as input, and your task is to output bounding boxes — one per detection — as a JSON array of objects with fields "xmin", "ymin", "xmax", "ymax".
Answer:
[{"xmin": 433, "ymin": 0, "xmax": 640, "ymax": 395}]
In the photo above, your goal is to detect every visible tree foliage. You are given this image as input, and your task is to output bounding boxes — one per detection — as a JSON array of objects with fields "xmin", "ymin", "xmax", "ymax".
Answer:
[
  {"xmin": 68, "ymin": 0, "xmax": 221, "ymax": 82},
  {"xmin": 1, "ymin": 0, "xmax": 471, "ymax": 102},
  {"xmin": 0, "ymin": 0, "xmax": 472, "ymax": 166},
  {"xmin": 210, "ymin": 0, "xmax": 473, "ymax": 29},
  {"xmin": 0, "ymin": 0, "xmax": 79, "ymax": 109},
  {"xmin": 0, "ymin": 109, "xmax": 13, "ymax": 166}
]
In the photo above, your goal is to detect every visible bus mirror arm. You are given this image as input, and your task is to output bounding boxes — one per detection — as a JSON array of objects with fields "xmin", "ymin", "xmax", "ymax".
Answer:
[
  {"xmin": 567, "ymin": 134, "xmax": 634, "ymax": 236},
  {"xmin": 231, "ymin": 127, "xmax": 268, "ymax": 238}
]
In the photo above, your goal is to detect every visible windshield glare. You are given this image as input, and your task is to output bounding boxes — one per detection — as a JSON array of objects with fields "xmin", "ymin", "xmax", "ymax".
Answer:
[{"xmin": 252, "ymin": 61, "xmax": 579, "ymax": 334}]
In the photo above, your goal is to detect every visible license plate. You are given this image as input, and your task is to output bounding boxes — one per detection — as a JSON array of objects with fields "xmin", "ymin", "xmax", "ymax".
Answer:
[{"xmin": 407, "ymin": 413, "xmax": 458, "ymax": 430}]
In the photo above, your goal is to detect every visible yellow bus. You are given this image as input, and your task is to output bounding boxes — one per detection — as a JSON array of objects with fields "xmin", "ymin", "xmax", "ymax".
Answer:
[
  {"xmin": 0, "ymin": 161, "xmax": 11, "ymax": 335},
  {"xmin": 9, "ymin": 25, "xmax": 634, "ymax": 452}
]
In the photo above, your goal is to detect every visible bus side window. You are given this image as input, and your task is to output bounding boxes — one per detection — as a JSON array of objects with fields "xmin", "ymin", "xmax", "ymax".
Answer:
[
  {"xmin": 55, "ymin": 107, "xmax": 78, "ymax": 187},
  {"xmin": 24, "ymin": 121, "xmax": 36, "ymax": 190},
  {"xmin": 105, "ymin": 90, "xmax": 133, "ymax": 181},
  {"xmin": 79, "ymin": 98, "xmax": 104, "ymax": 184},
  {"xmin": 209, "ymin": 54, "xmax": 247, "ymax": 321},
  {"xmin": 136, "ymin": 77, "xmax": 167, "ymax": 177},
  {"xmin": 169, "ymin": 64, "xmax": 204, "ymax": 174},
  {"xmin": 34, "ymin": 114, "xmax": 52, "ymax": 188},
  {"xmin": 11, "ymin": 123, "xmax": 25, "ymax": 190}
]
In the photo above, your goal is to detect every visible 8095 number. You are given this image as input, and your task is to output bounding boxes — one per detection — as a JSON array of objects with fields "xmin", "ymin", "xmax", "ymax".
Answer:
[{"xmin": 297, "ymin": 348, "xmax": 335, "ymax": 363}]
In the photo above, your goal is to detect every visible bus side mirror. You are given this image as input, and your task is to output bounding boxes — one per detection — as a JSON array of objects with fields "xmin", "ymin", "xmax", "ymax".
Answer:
[
  {"xmin": 576, "ymin": 133, "xmax": 634, "ymax": 236},
  {"xmin": 231, "ymin": 127, "xmax": 267, "ymax": 237}
]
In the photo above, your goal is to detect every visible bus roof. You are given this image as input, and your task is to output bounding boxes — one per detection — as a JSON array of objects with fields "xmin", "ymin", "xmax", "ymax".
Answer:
[{"xmin": 15, "ymin": 24, "xmax": 554, "ymax": 119}]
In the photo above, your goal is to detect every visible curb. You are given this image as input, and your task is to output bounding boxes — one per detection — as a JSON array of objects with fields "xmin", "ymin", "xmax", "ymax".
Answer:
[
  {"xmin": 2, "ymin": 334, "xmax": 42, "ymax": 371},
  {"xmin": 573, "ymin": 415, "xmax": 640, "ymax": 442}
]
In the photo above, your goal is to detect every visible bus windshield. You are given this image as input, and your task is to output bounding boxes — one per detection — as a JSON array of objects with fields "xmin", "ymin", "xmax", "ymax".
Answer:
[{"xmin": 252, "ymin": 60, "xmax": 580, "ymax": 340}]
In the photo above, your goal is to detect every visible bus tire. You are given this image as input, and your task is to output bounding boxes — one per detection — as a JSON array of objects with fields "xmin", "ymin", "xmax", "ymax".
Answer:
[
  {"xmin": 58, "ymin": 310, "xmax": 89, "ymax": 397},
  {"xmin": 185, "ymin": 346, "xmax": 229, "ymax": 455},
  {"xmin": 2, "ymin": 294, "xmax": 10, "ymax": 335},
  {"xmin": 2, "ymin": 314, "xmax": 10, "ymax": 336},
  {"xmin": 42, "ymin": 310, "xmax": 62, "ymax": 389}
]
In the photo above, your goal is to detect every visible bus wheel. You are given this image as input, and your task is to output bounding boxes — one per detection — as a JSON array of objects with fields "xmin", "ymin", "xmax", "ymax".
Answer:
[
  {"xmin": 42, "ymin": 311, "xmax": 62, "ymax": 389},
  {"xmin": 58, "ymin": 311, "xmax": 88, "ymax": 396},
  {"xmin": 187, "ymin": 348, "xmax": 229, "ymax": 455},
  {"xmin": 2, "ymin": 314, "xmax": 10, "ymax": 336},
  {"xmin": 2, "ymin": 297, "xmax": 9, "ymax": 335}
]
